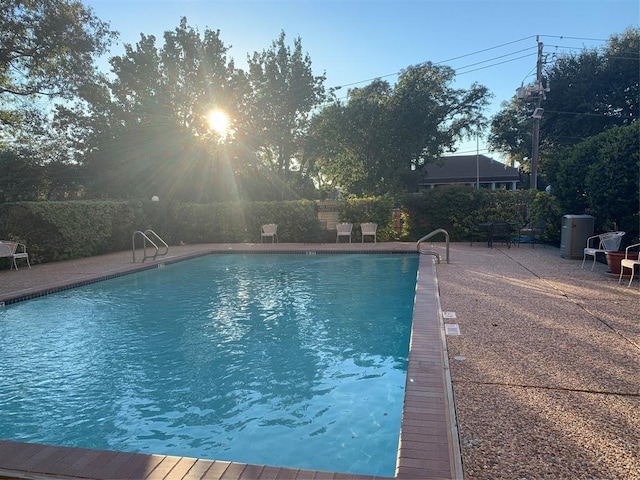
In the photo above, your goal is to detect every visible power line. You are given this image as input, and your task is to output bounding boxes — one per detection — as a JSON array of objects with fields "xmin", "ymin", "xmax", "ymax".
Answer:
[
  {"xmin": 331, "ymin": 33, "xmax": 615, "ymax": 92},
  {"xmin": 538, "ymin": 35, "xmax": 609, "ymax": 43},
  {"xmin": 433, "ymin": 35, "xmax": 536, "ymax": 64},
  {"xmin": 455, "ymin": 53, "xmax": 537, "ymax": 76},
  {"xmin": 329, "ymin": 52, "xmax": 537, "ymax": 104},
  {"xmin": 448, "ymin": 46, "xmax": 537, "ymax": 70},
  {"xmin": 332, "ymin": 35, "xmax": 537, "ymax": 90},
  {"xmin": 544, "ymin": 110, "xmax": 632, "ymax": 118}
]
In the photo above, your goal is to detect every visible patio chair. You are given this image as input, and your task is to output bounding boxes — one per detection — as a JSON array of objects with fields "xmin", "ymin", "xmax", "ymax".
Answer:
[
  {"xmin": 582, "ymin": 231, "xmax": 625, "ymax": 270},
  {"xmin": 336, "ymin": 222, "xmax": 353, "ymax": 243},
  {"xmin": 0, "ymin": 241, "xmax": 31, "ymax": 270},
  {"xmin": 489, "ymin": 221, "xmax": 513, "ymax": 248},
  {"xmin": 618, "ymin": 242, "xmax": 640, "ymax": 287},
  {"xmin": 517, "ymin": 219, "xmax": 546, "ymax": 249},
  {"xmin": 360, "ymin": 223, "xmax": 377, "ymax": 243},
  {"xmin": 260, "ymin": 224, "xmax": 278, "ymax": 243}
]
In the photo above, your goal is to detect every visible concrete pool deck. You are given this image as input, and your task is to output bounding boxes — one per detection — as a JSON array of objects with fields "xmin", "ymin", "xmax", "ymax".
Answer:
[{"xmin": 0, "ymin": 242, "xmax": 638, "ymax": 479}]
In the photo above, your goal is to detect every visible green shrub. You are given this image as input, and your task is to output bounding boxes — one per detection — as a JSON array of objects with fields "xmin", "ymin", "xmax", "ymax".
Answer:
[
  {"xmin": 168, "ymin": 200, "xmax": 323, "ymax": 244},
  {"xmin": 0, "ymin": 201, "xmax": 144, "ymax": 263},
  {"xmin": 339, "ymin": 196, "xmax": 397, "ymax": 241},
  {"xmin": 402, "ymin": 186, "xmax": 553, "ymax": 242},
  {"xmin": 0, "ymin": 191, "xmax": 568, "ymax": 267}
]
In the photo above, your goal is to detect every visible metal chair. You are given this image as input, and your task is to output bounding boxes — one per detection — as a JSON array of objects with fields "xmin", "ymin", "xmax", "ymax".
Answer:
[
  {"xmin": 0, "ymin": 241, "xmax": 31, "ymax": 270},
  {"xmin": 619, "ymin": 243, "xmax": 640, "ymax": 287},
  {"xmin": 582, "ymin": 231, "xmax": 625, "ymax": 270},
  {"xmin": 260, "ymin": 224, "xmax": 278, "ymax": 243},
  {"xmin": 517, "ymin": 219, "xmax": 546, "ymax": 248},
  {"xmin": 489, "ymin": 222, "xmax": 513, "ymax": 248}
]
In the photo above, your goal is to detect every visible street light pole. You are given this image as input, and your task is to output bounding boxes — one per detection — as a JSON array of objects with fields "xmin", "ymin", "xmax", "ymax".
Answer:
[{"xmin": 476, "ymin": 129, "xmax": 480, "ymax": 189}]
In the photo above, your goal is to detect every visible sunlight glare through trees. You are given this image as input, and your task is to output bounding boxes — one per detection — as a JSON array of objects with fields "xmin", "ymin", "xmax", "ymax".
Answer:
[{"xmin": 206, "ymin": 109, "xmax": 231, "ymax": 139}]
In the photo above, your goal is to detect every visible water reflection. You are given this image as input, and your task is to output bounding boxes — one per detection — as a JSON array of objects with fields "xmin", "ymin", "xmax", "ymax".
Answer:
[{"xmin": 0, "ymin": 254, "xmax": 417, "ymax": 476}]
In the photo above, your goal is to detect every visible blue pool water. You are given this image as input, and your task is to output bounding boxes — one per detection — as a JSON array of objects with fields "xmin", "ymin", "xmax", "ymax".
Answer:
[{"xmin": 0, "ymin": 254, "xmax": 418, "ymax": 476}]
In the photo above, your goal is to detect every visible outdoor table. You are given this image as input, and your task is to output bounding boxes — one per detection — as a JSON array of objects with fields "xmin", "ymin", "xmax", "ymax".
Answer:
[{"xmin": 477, "ymin": 222, "xmax": 520, "ymax": 247}]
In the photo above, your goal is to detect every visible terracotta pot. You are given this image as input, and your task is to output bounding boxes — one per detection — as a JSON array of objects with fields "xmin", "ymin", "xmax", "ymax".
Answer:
[{"xmin": 605, "ymin": 251, "xmax": 626, "ymax": 275}]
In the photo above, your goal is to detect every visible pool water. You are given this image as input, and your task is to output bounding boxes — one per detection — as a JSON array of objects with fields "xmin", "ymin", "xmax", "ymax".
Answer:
[{"xmin": 0, "ymin": 254, "xmax": 418, "ymax": 476}]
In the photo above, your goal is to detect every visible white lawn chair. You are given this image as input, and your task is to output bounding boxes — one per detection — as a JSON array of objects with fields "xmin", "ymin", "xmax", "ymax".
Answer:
[
  {"xmin": 336, "ymin": 223, "xmax": 353, "ymax": 243},
  {"xmin": 360, "ymin": 223, "xmax": 377, "ymax": 243},
  {"xmin": 260, "ymin": 224, "xmax": 278, "ymax": 243},
  {"xmin": 582, "ymin": 231, "xmax": 625, "ymax": 270},
  {"xmin": 619, "ymin": 243, "xmax": 640, "ymax": 287},
  {"xmin": 0, "ymin": 241, "xmax": 31, "ymax": 270}
]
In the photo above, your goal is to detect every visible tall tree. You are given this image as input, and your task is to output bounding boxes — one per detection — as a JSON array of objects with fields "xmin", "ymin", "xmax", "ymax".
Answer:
[
  {"xmin": 391, "ymin": 63, "xmax": 490, "ymax": 169},
  {"xmin": 306, "ymin": 63, "xmax": 490, "ymax": 196},
  {"xmin": 0, "ymin": 0, "xmax": 116, "ymax": 129},
  {"xmin": 489, "ymin": 28, "xmax": 639, "ymax": 173},
  {"xmin": 84, "ymin": 18, "xmax": 246, "ymax": 202},
  {"xmin": 246, "ymin": 32, "xmax": 327, "ymax": 182},
  {"xmin": 487, "ymin": 97, "xmax": 532, "ymax": 168},
  {"xmin": 307, "ymin": 80, "xmax": 395, "ymax": 195}
]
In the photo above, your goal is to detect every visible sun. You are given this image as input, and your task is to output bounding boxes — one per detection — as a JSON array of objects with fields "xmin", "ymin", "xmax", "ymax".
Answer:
[{"xmin": 206, "ymin": 109, "xmax": 230, "ymax": 136}]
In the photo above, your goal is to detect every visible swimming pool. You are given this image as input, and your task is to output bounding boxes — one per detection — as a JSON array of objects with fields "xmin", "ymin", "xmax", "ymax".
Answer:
[{"xmin": 0, "ymin": 253, "xmax": 418, "ymax": 477}]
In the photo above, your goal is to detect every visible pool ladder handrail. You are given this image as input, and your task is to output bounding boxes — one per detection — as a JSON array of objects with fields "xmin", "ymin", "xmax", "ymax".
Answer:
[
  {"xmin": 416, "ymin": 228, "xmax": 450, "ymax": 264},
  {"xmin": 132, "ymin": 229, "xmax": 169, "ymax": 263}
]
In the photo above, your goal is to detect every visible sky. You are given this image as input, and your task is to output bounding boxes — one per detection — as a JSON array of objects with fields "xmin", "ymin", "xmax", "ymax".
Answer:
[{"xmin": 83, "ymin": 0, "xmax": 639, "ymax": 160}]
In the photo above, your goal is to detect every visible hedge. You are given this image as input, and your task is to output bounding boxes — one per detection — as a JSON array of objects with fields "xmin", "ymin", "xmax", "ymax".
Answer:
[{"xmin": 0, "ymin": 189, "xmax": 564, "ymax": 267}]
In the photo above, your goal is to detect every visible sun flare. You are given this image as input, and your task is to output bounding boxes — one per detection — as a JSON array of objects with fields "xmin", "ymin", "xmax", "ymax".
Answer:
[{"xmin": 206, "ymin": 109, "xmax": 230, "ymax": 136}]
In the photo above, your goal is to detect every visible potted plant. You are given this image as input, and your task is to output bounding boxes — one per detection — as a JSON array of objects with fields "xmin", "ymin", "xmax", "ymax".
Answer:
[
  {"xmin": 605, "ymin": 250, "xmax": 626, "ymax": 275},
  {"xmin": 606, "ymin": 239, "xmax": 640, "ymax": 275}
]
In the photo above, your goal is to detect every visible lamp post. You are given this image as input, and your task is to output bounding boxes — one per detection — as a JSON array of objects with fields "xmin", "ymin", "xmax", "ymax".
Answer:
[{"xmin": 476, "ymin": 130, "xmax": 480, "ymax": 189}]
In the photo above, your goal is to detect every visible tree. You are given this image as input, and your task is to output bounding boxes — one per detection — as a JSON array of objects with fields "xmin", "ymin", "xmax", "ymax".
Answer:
[
  {"xmin": 246, "ymin": 32, "xmax": 328, "ymax": 185},
  {"xmin": 83, "ymin": 18, "xmax": 248, "ymax": 202},
  {"xmin": 0, "ymin": 148, "xmax": 43, "ymax": 201},
  {"xmin": 0, "ymin": 0, "xmax": 116, "ymax": 128},
  {"xmin": 545, "ymin": 122, "xmax": 639, "ymax": 237},
  {"xmin": 306, "ymin": 63, "xmax": 491, "ymax": 196},
  {"xmin": 489, "ymin": 28, "xmax": 639, "ymax": 175},
  {"xmin": 487, "ymin": 97, "xmax": 532, "ymax": 168},
  {"xmin": 391, "ymin": 63, "xmax": 491, "ymax": 170},
  {"xmin": 541, "ymin": 29, "xmax": 638, "ymax": 148}
]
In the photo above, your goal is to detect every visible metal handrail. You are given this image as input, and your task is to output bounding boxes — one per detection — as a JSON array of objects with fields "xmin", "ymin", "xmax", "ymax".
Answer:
[
  {"xmin": 132, "ymin": 230, "xmax": 169, "ymax": 263},
  {"xmin": 144, "ymin": 229, "xmax": 169, "ymax": 257},
  {"xmin": 416, "ymin": 228, "xmax": 450, "ymax": 264}
]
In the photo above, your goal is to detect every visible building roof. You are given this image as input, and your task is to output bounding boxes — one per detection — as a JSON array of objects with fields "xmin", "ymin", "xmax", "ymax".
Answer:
[{"xmin": 420, "ymin": 155, "xmax": 520, "ymax": 184}]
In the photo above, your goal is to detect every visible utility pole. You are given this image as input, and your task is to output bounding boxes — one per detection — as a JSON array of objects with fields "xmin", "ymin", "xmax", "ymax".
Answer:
[
  {"xmin": 516, "ymin": 37, "xmax": 547, "ymax": 190},
  {"xmin": 530, "ymin": 36, "xmax": 544, "ymax": 190}
]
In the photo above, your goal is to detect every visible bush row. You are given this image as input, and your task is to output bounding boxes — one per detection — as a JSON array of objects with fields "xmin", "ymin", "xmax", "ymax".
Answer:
[
  {"xmin": 0, "ymin": 188, "xmax": 565, "ymax": 266},
  {"xmin": 403, "ymin": 186, "xmax": 563, "ymax": 243}
]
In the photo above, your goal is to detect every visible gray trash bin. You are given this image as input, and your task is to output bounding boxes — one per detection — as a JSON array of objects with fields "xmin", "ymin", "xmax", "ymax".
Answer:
[{"xmin": 560, "ymin": 214, "xmax": 595, "ymax": 259}]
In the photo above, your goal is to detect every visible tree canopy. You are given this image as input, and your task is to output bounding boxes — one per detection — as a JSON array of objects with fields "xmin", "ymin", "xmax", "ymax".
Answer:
[
  {"xmin": 0, "ymin": 0, "xmax": 116, "ymax": 129},
  {"xmin": 75, "ymin": 22, "xmax": 329, "ymax": 202},
  {"xmin": 489, "ymin": 27, "xmax": 639, "ymax": 170},
  {"xmin": 545, "ymin": 122, "xmax": 639, "ymax": 234},
  {"xmin": 1, "ymin": 2, "xmax": 634, "ymax": 226},
  {"xmin": 247, "ymin": 31, "xmax": 328, "ymax": 178},
  {"xmin": 488, "ymin": 28, "xmax": 639, "ymax": 238},
  {"xmin": 306, "ymin": 63, "xmax": 491, "ymax": 197}
]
